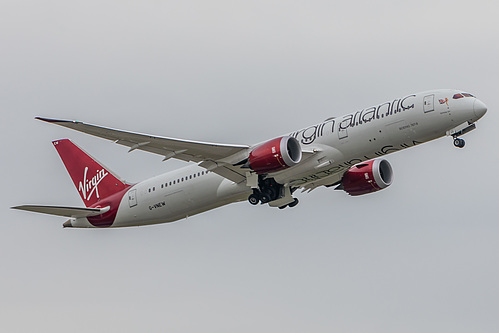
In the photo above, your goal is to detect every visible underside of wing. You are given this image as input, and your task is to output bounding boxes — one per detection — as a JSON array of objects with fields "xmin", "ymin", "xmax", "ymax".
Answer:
[
  {"xmin": 36, "ymin": 117, "xmax": 251, "ymax": 183},
  {"xmin": 299, "ymin": 176, "xmax": 342, "ymax": 193},
  {"xmin": 11, "ymin": 205, "xmax": 109, "ymax": 218}
]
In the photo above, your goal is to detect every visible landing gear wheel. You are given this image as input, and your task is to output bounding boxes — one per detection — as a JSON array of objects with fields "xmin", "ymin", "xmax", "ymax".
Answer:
[
  {"xmin": 453, "ymin": 138, "xmax": 465, "ymax": 148},
  {"xmin": 288, "ymin": 198, "xmax": 299, "ymax": 208},
  {"xmin": 278, "ymin": 205, "xmax": 287, "ymax": 210},
  {"xmin": 248, "ymin": 193, "xmax": 260, "ymax": 205},
  {"xmin": 260, "ymin": 194, "xmax": 270, "ymax": 204},
  {"xmin": 266, "ymin": 188, "xmax": 277, "ymax": 200}
]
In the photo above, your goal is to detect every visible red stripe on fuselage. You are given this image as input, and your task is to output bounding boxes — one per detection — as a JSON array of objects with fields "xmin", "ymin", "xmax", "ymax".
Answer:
[{"xmin": 86, "ymin": 186, "xmax": 132, "ymax": 227}]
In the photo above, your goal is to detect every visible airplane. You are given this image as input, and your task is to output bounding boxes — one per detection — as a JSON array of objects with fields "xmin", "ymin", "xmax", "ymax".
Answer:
[{"xmin": 12, "ymin": 89, "xmax": 487, "ymax": 228}]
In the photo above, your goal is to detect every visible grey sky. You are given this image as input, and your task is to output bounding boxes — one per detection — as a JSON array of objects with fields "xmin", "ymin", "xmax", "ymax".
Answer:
[{"xmin": 1, "ymin": 1, "xmax": 498, "ymax": 332}]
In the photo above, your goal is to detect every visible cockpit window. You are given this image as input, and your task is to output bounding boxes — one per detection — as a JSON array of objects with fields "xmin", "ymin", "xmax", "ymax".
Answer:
[{"xmin": 453, "ymin": 92, "xmax": 475, "ymax": 99}]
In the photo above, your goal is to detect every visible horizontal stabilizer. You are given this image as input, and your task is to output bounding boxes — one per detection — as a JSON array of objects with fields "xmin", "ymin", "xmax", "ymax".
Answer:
[{"xmin": 11, "ymin": 205, "xmax": 110, "ymax": 218}]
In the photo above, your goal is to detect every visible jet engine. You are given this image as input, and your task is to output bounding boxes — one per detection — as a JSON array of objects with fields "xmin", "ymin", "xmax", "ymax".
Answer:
[
  {"xmin": 247, "ymin": 136, "xmax": 302, "ymax": 174},
  {"xmin": 340, "ymin": 159, "xmax": 393, "ymax": 196}
]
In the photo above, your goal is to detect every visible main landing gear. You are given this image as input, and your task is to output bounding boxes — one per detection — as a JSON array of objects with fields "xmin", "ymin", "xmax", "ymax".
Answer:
[
  {"xmin": 453, "ymin": 137, "xmax": 465, "ymax": 148},
  {"xmin": 248, "ymin": 179, "xmax": 278, "ymax": 205},
  {"xmin": 248, "ymin": 193, "xmax": 260, "ymax": 205},
  {"xmin": 248, "ymin": 188, "xmax": 278, "ymax": 205},
  {"xmin": 247, "ymin": 176, "xmax": 299, "ymax": 209},
  {"xmin": 278, "ymin": 198, "xmax": 299, "ymax": 209}
]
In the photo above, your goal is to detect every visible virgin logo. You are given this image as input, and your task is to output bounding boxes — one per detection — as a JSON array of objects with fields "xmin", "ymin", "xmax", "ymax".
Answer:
[{"xmin": 78, "ymin": 167, "xmax": 109, "ymax": 201}]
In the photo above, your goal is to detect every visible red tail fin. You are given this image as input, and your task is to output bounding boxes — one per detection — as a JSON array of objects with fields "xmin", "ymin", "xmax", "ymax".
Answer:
[{"xmin": 53, "ymin": 139, "xmax": 128, "ymax": 207}]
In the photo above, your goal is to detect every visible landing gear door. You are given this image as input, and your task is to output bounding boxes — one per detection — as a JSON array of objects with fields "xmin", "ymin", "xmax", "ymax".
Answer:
[
  {"xmin": 424, "ymin": 94, "xmax": 434, "ymax": 113},
  {"xmin": 128, "ymin": 189, "xmax": 137, "ymax": 208}
]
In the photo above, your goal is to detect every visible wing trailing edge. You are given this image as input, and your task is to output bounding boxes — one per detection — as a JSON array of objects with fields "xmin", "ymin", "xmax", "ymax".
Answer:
[{"xmin": 36, "ymin": 117, "xmax": 251, "ymax": 183}]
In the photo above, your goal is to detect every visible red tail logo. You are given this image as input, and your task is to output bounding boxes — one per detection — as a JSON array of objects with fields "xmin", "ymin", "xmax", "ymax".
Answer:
[
  {"xmin": 53, "ymin": 139, "xmax": 128, "ymax": 207},
  {"xmin": 78, "ymin": 167, "xmax": 109, "ymax": 201}
]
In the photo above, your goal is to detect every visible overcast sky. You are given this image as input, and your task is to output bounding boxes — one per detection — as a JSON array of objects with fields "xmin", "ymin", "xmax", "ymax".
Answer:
[{"xmin": 1, "ymin": 1, "xmax": 498, "ymax": 332}]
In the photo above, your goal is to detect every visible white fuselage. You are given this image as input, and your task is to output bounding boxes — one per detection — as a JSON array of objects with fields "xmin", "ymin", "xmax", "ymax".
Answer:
[
  {"xmin": 70, "ymin": 89, "xmax": 486, "ymax": 227},
  {"xmin": 114, "ymin": 166, "xmax": 250, "ymax": 227}
]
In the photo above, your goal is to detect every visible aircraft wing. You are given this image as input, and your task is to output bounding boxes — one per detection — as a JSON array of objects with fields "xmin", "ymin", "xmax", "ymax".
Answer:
[
  {"xmin": 36, "ymin": 117, "xmax": 251, "ymax": 183},
  {"xmin": 11, "ymin": 205, "xmax": 109, "ymax": 218}
]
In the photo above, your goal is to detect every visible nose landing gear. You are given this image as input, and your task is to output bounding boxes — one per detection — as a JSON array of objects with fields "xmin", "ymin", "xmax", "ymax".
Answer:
[
  {"xmin": 453, "ymin": 137, "xmax": 465, "ymax": 148},
  {"xmin": 450, "ymin": 122, "xmax": 476, "ymax": 149}
]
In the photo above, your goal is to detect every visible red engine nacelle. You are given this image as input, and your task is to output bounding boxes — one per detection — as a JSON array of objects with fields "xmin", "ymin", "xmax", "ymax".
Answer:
[
  {"xmin": 248, "ymin": 136, "xmax": 302, "ymax": 174},
  {"xmin": 341, "ymin": 159, "xmax": 393, "ymax": 196}
]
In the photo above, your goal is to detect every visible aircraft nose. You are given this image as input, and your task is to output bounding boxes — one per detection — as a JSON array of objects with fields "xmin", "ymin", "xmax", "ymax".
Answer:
[{"xmin": 473, "ymin": 99, "xmax": 487, "ymax": 119}]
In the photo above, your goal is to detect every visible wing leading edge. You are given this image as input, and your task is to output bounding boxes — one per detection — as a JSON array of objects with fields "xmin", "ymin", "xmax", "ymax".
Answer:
[{"xmin": 36, "ymin": 117, "xmax": 251, "ymax": 183}]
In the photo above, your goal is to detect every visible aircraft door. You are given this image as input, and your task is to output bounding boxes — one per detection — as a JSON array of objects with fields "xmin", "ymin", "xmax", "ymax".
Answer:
[
  {"xmin": 128, "ymin": 189, "xmax": 137, "ymax": 208},
  {"xmin": 424, "ymin": 95, "xmax": 434, "ymax": 113}
]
